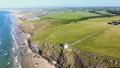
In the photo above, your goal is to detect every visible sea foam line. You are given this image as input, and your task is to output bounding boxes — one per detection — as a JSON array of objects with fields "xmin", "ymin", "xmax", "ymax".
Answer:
[{"xmin": 10, "ymin": 13, "xmax": 21, "ymax": 68}]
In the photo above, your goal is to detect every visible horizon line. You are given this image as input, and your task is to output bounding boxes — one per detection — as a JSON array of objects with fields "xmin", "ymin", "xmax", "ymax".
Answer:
[{"xmin": 1, "ymin": 6, "xmax": 120, "ymax": 9}]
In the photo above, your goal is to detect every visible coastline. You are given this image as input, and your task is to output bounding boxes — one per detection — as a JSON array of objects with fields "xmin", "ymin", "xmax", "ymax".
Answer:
[
  {"xmin": 10, "ymin": 13, "xmax": 22, "ymax": 68},
  {"xmin": 11, "ymin": 10, "xmax": 120, "ymax": 68},
  {"xmin": 13, "ymin": 13, "xmax": 55, "ymax": 68}
]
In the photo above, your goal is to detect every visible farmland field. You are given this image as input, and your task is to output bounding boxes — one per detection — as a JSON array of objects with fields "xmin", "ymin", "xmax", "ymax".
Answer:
[
  {"xmin": 22, "ymin": 10, "xmax": 120, "ymax": 60},
  {"xmin": 41, "ymin": 10, "xmax": 100, "ymax": 21}
]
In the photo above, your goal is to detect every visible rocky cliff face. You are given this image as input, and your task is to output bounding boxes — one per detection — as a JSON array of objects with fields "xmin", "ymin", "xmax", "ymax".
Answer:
[{"xmin": 27, "ymin": 39, "xmax": 120, "ymax": 68}]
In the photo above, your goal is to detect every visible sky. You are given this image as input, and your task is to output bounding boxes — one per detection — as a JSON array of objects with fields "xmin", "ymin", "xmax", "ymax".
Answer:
[{"xmin": 0, "ymin": 0, "xmax": 120, "ymax": 8}]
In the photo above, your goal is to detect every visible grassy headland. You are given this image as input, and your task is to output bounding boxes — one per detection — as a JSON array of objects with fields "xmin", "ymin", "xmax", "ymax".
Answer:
[{"xmin": 21, "ymin": 10, "xmax": 120, "ymax": 60}]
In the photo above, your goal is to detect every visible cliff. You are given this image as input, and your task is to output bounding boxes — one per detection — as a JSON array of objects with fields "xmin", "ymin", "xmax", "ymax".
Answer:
[{"xmin": 26, "ymin": 36, "xmax": 120, "ymax": 68}]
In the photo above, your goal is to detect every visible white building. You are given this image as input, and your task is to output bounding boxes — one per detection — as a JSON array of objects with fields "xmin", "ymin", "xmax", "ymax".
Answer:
[
  {"xmin": 63, "ymin": 43, "xmax": 69, "ymax": 49},
  {"xmin": 31, "ymin": 25, "xmax": 35, "ymax": 30}
]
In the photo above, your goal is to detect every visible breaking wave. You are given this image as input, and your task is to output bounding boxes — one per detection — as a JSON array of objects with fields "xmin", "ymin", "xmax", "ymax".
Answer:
[{"xmin": 10, "ymin": 14, "xmax": 22, "ymax": 68}]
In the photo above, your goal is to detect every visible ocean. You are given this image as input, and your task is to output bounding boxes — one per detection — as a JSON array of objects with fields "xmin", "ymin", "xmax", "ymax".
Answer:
[{"xmin": 0, "ymin": 11, "xmax": 21, "ymax": 68}]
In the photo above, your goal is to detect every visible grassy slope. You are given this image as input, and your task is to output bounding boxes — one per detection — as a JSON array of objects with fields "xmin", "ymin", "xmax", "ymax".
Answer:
[{"xmin": 31, "ymin": 16, "xmax": 120, "ymax": 60}]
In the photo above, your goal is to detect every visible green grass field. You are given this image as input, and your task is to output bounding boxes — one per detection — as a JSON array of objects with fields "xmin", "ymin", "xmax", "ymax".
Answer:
[
  {"xmin": 95, "ymin": 10, "xmax": 114, "ymax": 15},
  {"xmin": 41, "ymin": 11, "xmax": 100, "ymax": 21},
  {"xmin": 31, "ymin": 16, "xmax": 120, "ymax": 60},
  {"xmin": 22, "ymin": 10, "xmax": 120, "ymax": 60},
  {"xmin": 73, "ymin": 26, "xmax": 120, "ymax": 60}
]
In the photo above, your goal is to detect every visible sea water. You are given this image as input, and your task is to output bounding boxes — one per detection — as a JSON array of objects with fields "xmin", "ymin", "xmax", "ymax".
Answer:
[{"xmin": 0, "ymin": 11, "xmax": 21, "ymax": 68}]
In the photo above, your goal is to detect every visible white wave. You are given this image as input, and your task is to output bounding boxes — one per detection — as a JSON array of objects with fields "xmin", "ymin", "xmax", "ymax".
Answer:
[
  {"xmin": 4, "ymin": 50, "xmax": 8, "ymax": 53},
  {"xmin": 3, "ymin": 53, "xmax": 8, "ymax": 56},
  {"xmin": 12, "ymin": 47, "xmax": 15, "ymax": 52},
  {"xmin": 10, "ymin": 14, "xmax": 21, "ymax": 68},
  {"xmin": 14, "ymin": 56, "xmax": 18, "ymax": 63},
  {"xmin": 7, "ymin": 58, "xmax": 11, "ymax": 65},
  {"xmin": 13, "ymin": 56, "xmax": 21, "ymax": 68},
  {"xmin": 7, "ymin": 62, "xmax": 10, "ymax": 65}
]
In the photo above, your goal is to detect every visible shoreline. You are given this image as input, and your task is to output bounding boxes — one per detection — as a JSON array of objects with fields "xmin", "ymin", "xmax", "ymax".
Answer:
[
  {"xmin": 13, "ymin": 13, "xmax": 55, "ymax": 68},
  {"xmin": 10, "ymin": 13, "xmax": 22, "ymax": 68}
]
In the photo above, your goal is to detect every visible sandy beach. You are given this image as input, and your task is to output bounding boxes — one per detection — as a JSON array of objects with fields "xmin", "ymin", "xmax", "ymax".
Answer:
[{"xmin": 14, "ymin": 14, "xmax": 55, "ymax": 68}]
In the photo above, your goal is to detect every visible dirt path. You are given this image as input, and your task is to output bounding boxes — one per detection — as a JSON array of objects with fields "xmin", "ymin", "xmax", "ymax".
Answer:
[{"xmin": 71, "ymin": 27, "xmax": 110, "ymax": 46}]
